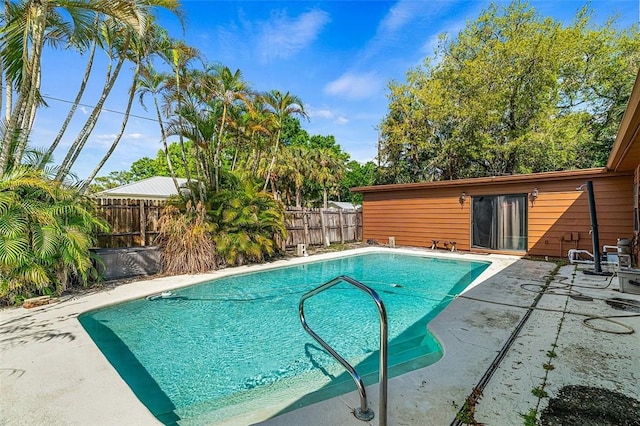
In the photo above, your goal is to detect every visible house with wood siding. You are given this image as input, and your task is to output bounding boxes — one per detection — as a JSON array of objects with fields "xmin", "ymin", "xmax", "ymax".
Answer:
[{"xmin": 353, "ymin": 69, "xmax": 640, "ymax": 259}]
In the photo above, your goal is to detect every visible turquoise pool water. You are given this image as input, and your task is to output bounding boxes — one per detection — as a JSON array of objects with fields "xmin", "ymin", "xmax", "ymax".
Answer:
[{"xmin": 79, "ymin": 252, "xmax": 489, "ymax": 425}]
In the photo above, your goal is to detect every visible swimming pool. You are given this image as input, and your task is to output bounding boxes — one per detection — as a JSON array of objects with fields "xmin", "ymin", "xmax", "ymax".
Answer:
[{"xmin": 79, "ymin": 252, "xmax": 489, "ymax": 425}]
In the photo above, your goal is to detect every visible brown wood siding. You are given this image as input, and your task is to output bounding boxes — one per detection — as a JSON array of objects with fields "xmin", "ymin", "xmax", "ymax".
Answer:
[
  {"xmin": 528, "ymin": 175, "xmax": 633, "ymax": 257},
  {"xmin": 362, "ymin": 173, "xmax": 634, "ymax": 258},
  {"xmin": 363, "ymin": 187, "xmax": 471, "ymax": 250}
]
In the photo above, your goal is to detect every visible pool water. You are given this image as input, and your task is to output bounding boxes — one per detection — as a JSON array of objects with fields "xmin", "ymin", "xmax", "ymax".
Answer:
[{"xmin": 79, "ymin": 252, "xmax": 489, "ymax": 425}]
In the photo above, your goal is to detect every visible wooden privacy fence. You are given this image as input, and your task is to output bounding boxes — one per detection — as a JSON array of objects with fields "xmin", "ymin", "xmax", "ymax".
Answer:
[
  {"xmin": 94, "ymin": 199, "xmax": 363, "ymax": 249},
  {"xmin": 95, "ymin": 199, "xmax": 164, "ymax": 247},
  {"xmin": 284, "ymin": 208, "xmax": 362, "ymax": 248}
]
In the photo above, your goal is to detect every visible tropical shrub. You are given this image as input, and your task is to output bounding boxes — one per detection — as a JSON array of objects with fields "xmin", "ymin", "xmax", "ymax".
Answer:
[
  {"xmin": 209, "ymin": 179, "xmax": 286, "ymax": 267},
  {"xmin": 0, "ymin": 167, "xmax": 109, "ymax": 304},
  {"xmin": 155, "ymin": 201, "xmax": 217, "ymax": 274}
]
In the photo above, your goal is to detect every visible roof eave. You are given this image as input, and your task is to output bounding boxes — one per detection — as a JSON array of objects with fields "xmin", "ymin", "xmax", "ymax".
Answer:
[
  {"xmin": 606, "ymin": 69, "xmax": 640, "ymax": 172},
  {"xmin": 351, "ymin": 167, "xmax": 620, "ymax": 193}
]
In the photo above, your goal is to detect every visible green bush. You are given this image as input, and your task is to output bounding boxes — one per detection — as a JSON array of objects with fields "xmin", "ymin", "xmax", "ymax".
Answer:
[
  {"xmin": 208, "ymin": 180, "xmax": 286, "ymax": 267},
  {"xmin": 0, "ymin": 167, "xmax": 108, "ymax": 304}
]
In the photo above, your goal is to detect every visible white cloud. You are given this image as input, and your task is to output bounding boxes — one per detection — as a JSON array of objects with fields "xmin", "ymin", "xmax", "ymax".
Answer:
[
  {"xmin": 91, "ymin": 132, "xmax": 153, "ymax": 150},
  {"xmin": 309, "ymin": 108, "xmax": 335, "ymax": 120},
  {"xmin": 324, "ymin": 72, "xmax": 384, "ymax": 100},
  {"xmin": 306, "ymin": 105, "xmax": 349, "ymax": 125},
  {"xmin": 422, "ymin": 33, "xmax": 443, "ymax": 56},
  {"xmin": 360, "ymin": 0, "xmax": 457, "ymax": 62},
  {"xmin": 258, "ymin": 9, "xmax": 330, "ymax": 62},
  {"xmin": 95, "ymin": 133, "xmax": 118, "ymax": 141},
  {"xmin": 420, "ymin": 20, "xmax": 464, "ymax": 56},
  {"xmin": 379, "ymin": 0, "xmax": 420, "ymax": 33}
]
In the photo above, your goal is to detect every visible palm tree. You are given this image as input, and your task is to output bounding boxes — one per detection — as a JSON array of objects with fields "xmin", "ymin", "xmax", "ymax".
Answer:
[
  {"xmin": 205, "ymin": 65, "xmax": 252, "ymax": 191},
  {"xmin": 242, "ymin": 98, "xmax": 274, "ymax": 175},
  {"xmin": 136, "ymin": 62, "xmax": 180, "ymax": 191},
  {"xmin": 39, "ymin": 14, "xmax": 101, "ymax": 169},
  {"xmin": 158, "ymin": 39, "xmax": 201, "ymax": 200},
  {"xmin": 209, "ymin": 176, "xmax": 286, "ymax": 266},
  {"xmin": 313, "ymin": 147, "xmax": 345, "ymax": 208},
  {"xmin": 165, "ymin": 92, "xmax": 217, "ymax": 190},
  {"xmin": 0, "ymin": 166, "xmax": 108, "ymax": 303},
  {"xmin": 80, "ymin": 20, "xmax": 181, "ymax": 193},
  {"xmin": 280, "ymin": 145, "xmax": 313, "ymax": 208},
  {"xmin": 260, "ymin": 90, "xmax": 308, "ymax": 191},
  {"xmin": 0, "ymin": 0, "xmax": 165, "ymax": 177},
  {"xmin": 58, "ymin": 4, "xmax": 182, "ymax": 182}
]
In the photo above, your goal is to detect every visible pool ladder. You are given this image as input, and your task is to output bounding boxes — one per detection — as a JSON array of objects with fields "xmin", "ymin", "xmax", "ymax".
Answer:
[{"xmin": 299, "ymin": 275, "xmax": 388, "ymax": 425}]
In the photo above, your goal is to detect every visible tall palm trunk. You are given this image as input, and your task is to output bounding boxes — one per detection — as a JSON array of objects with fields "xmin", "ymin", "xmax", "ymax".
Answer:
[
  {"xmin": 295, "ymin": 185, "xmax": 302, "ymax": 208},
  {"xmin": 231, "ymin": 137, "xmax": 240, "ymax": 171},
  {"xmin": 2, "ymin": 66, "xmax": 10, "ymax": 122},
  {"xmin": 0, "ymin": 0, "xmax": 48, "ymax": 176},
  {"xmin": 80, "ymin": 63, "xmax": 140, "ymax": 194},
  {"xmin": 56, "ymin": 37, "xmax": 130, "ymax": 180},
  {"xmin": 174, "ymin": 72, "xmax": 197, "ymax": 203},
  {"xmin": 0, "ymin": 0, "xmax": 8, "ymax": 122},
  {"xmin": 213, "ymin": 104, "xmax": 227, "ymax": 192},
  {"xmin": 23, "ymin": 68, "xmax": 41, "ymax": 142},
  {"xmin": 263, "ymin": 128, "xmax": 281, "ymax": 191},
  {"xmin": 42, "ymin": 30, "xmax": 98, "ymax": 168},
  {"xmin": 10, "ymin": 0, "xmax": 47, "ymax": 167},
  {"xmin": 151, "ymin": 88, "xmax": 180, "ymax": 193}
]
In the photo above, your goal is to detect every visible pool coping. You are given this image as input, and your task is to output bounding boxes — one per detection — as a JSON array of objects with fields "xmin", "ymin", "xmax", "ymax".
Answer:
[{"xmin": 0, "ymin": 247, "xmax": 535, "ymax": 425}]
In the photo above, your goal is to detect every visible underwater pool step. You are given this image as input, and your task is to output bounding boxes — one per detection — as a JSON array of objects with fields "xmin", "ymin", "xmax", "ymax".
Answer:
[
  {"xmin": 354, "ymin": 344, "xmax": 441, "ymax": 373},
  {"xmin": 388, "ymin": 334, "xmax": 437, "ymax": 353},
  {"xmin": 296, "ymin": 347, "xmax": 443, "ymax": 401}
]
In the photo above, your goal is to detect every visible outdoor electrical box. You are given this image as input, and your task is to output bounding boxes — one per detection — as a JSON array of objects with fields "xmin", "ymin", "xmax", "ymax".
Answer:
[{"xmin": 617, "ymin": 268, "xmax": 640, "ymax": 295}]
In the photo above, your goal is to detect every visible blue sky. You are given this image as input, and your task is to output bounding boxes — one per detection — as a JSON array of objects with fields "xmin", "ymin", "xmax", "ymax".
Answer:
[{"xmin": 34, "ymin": 0, "xmax": 639, "ymax": 180}]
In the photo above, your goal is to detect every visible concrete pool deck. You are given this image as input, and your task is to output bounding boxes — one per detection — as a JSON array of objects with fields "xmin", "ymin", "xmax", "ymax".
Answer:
[{"xmin": 1, "ymin": 246, "xmax": 639, "ymax": 425}]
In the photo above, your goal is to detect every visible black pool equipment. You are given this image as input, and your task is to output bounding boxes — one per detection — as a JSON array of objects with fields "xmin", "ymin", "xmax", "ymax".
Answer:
[{"xmin": 580, "ymin": 180, "xmax": 612, "ymax": 276}]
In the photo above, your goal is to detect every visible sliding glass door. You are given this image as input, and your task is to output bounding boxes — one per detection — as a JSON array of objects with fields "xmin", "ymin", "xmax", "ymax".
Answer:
[{"xmin": 472, "ymin": 194, "xmax": 527, "ymax": 251}]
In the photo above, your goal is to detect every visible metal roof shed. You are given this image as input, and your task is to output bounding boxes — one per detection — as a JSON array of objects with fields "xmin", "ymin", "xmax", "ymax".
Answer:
[{"xmin": 92, "ymin": 176, "xmax": 190, "ymax": 201}]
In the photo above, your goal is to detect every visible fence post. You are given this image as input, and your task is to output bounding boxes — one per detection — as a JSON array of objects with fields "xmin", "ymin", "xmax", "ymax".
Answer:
[
  {"xmin": 139, "ymin": 200, "xmax": 146, "ymax": 246},
  {"xmin": 319, "ymin": 209, "xmax": 330, "ymax": 247},
  {"xmin": 338, "ymin": 209, "xmax": 345, "ymax": 244},
  {"xmin": 303, "ymin": 209, "xmax": 310, "ymax": 246}
]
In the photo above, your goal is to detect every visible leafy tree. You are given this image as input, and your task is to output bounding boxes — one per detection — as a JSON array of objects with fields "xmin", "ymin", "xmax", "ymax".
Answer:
[
  {"xmin": 281, "ymin": 116, "xmax": 310, "ymax": 147},
  {"xmin": 130, "ymin": 157, "xmax": 160, "ymax": 181},
  {"xmin": 338, "ymin": 161, "xmax": 376, "ymax": 204},
  {"xmin": 154, "ymin": 141, "xmax": 198, "ymax": 178},
  {"xmin": 89, "ymin": 170, "xmax": 134, "ymax": 193},
  {"xmin": 90, "ymin": 141, "xmax": 198, "ymax": 192},
  {"xmin": 309, "ymin": 135, "xmax": 349, "ymax": 162},
  {"xmin": 378, "ymin": 1, "xmax": 640, "ymax": 182}
]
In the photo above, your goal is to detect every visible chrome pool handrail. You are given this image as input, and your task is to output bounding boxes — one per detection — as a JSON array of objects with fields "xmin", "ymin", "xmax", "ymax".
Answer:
[{"xmin": 298, "ymin": 275, "xmax": 388, "ymax": 425}]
